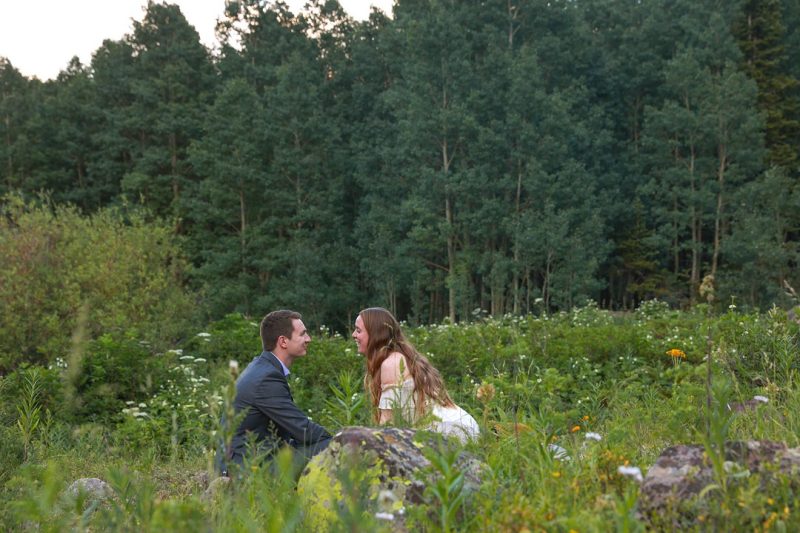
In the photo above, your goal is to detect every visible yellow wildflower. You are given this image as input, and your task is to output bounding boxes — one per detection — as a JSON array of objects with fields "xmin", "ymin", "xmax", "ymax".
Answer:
[
  {"xmin": 571, "ymin": 425, "xmax": 581, "ymax": 433},
  {"xmin": 551, "ymin": 471, "xmax": 561, "ymax": 478},
  {"xmin": 666, "ymin": 348, "xmax": 686, "ymax": 359},
  {"xmin": 582, "ymin": 415, "xmax": 590, "ymax": 421}
]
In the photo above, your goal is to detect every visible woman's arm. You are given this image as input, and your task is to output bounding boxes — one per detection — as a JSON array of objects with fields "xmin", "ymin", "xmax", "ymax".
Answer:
[
  {"xmin": 378, "ymin": 408, "xmax": 393, "ymax": 424},
  {"xmin": 378, "ymin": 352, "xmax": 409, "ymax": 424}
]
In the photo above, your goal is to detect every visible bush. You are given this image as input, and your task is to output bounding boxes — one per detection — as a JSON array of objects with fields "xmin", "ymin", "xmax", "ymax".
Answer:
[
  {"xmin": 69, "ymin": 335, "xmax": 170, "ymax": 423},
  {"xmin": 0, "ymin": 194, "xmax": 196, "ymax": 372}
]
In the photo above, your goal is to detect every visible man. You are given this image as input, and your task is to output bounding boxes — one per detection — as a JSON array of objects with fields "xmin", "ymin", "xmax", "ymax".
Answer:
[{"xmin": 223, "ymin": 309, "xmax": 331, "ymax": 473}]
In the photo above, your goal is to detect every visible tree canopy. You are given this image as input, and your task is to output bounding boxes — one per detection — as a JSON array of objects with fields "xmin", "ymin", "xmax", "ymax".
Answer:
[{"xmin": 2, "ymin": 0, "xmax": 799, "ymax": 329}]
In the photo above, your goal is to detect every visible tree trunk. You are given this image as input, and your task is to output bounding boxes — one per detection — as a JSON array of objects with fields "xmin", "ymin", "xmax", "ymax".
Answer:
[
  {"xmin": 170, "ymin": 132, "xmax": 179, "ymax": 202},
  {"xmin": 512, "ymin": 168, "xmax": 522, "ymax": 314},
  {"xmin": 5, "ymin": 113, "xmax": 13, "ymax": 186},
  {"xmin": 711, "ymin": 143, "xmax": 727, "ymax": 277},
  {"xmin": 689, "ymin": 143, "xmax": 699, "ymax": 303}
]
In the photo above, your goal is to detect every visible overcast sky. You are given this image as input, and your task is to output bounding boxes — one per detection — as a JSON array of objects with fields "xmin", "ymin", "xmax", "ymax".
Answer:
[{"xmin": 0, "ymin": 0, "xmax": 393, "ymax": 81}]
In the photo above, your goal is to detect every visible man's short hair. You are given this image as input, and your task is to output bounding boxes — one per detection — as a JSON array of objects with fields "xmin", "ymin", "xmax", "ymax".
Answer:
[{"xmin": 261, "ymin": 310, "xmax": 302, "ymax": 351}]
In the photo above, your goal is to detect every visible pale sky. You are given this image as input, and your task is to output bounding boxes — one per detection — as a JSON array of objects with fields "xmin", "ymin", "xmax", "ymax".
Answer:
[{"xmin": 0, "ymin": 0, "xmax": 393, "ymax": 81}]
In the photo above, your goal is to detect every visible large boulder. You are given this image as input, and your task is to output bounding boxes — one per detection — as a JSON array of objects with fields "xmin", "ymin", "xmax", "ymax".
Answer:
[
  {"xmin": 639, "ymin": 441, "xmax": 800, "ymax": 523},
  {"xmin": 296, "ymin": 426, "xmax": 484, "ymax": 532}
]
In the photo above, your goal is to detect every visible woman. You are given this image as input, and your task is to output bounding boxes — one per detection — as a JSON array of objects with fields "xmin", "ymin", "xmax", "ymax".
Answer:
[{"xmin": 352, "ymin": 307, "xmax": 479, "ymax": 443}]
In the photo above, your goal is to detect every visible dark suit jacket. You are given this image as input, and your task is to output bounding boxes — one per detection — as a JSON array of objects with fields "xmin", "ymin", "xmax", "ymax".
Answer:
[{"xmin": 226, "ymin": 351, "xmax": 331, "ymax": 466}]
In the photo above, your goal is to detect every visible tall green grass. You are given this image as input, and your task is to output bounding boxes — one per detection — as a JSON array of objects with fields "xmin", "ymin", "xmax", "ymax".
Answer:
[{"xmin": 2, "ymin": 303, "xmax": 799, "ymax": 530}]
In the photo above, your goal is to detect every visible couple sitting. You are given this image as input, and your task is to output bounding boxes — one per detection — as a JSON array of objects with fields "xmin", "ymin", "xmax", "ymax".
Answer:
[{"xmin": 222, "ymin": 307, "xmax": 479, "ymax": 472}]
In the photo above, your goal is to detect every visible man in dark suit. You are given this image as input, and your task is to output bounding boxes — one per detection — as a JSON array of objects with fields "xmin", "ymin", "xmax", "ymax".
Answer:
[{"xmin": 223, "ymin": 309, "xmax": 332, "ymax": 473}]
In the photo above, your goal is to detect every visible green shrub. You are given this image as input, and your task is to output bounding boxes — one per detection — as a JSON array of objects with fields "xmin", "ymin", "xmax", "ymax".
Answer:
[
  {"xmin": 0, "ymin": 194, "xmax": 196, "ymax": 372},
  {"xmin": 69, "ymin": 335, "xmax": 169, "ymax": 423}
]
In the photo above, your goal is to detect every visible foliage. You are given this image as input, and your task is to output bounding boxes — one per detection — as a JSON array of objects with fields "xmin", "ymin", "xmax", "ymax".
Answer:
[
  {"xmin": 0, "ymin": 195, "xmax": 196, "ymax": 371},
  {"xmin": 3, "ymin": 1, "xmax": 799, "ymax": 323},
  {"xmin": 0, "ymin": 303, "xmax": 799, "ymax": 530}
]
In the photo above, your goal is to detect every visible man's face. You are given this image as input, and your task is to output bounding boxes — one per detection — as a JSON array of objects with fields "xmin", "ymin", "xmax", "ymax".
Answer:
[{"xmin": 280, "ymin": 319, "xmax": 311, "ymax": 357}]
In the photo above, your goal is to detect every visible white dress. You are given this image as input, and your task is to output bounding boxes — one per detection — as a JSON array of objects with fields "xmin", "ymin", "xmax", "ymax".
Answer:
[{"xmin": 379, "ymin": 379, "xmax": 480, "ymax": 444}]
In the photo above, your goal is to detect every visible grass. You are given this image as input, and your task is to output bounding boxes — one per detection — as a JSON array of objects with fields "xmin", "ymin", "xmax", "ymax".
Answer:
[{"xmin": 1, "ymin": 301, "xmax": 799, "ymax": 531}]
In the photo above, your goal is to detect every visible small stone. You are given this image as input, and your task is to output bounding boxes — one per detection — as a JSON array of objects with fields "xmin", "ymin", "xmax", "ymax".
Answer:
[
  {"xmin": 202, "ymin": 476, "xmax": 231, "ymax": 501},
  {"xmin": 67, "ymin": 478, "xmax": 113, "ymax": 501}
]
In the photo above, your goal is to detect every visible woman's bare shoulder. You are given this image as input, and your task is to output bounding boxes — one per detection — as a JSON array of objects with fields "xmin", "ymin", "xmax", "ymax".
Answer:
[{"xmin": 380, "ymin": 352, "xmax": 408, "ymax": 385}]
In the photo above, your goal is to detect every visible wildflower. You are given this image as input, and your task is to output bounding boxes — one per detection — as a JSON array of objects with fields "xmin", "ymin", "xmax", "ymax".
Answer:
[
  {"xmin": 617, "ymin": 465, "xmax": 643, "ymax": 483},
  {"xmin": 571, "ymin": 425, "xmax": 581, "ymax": 433},
  {"xmin": 179, "ymin": 355, "xmax": 194, "ymax": 361},
  {"xmin": 167, "ymin": 349, "xmax": 183, "ymax": 355},
  {"xmin": 229, "ymin": 360, "xmax": 239, "ymax": 378},
  {"xmin": 196, "ymin": 332, "xmax": 211, "ymax": 337},
  {"xmin": 585, "ymin": 432, "xmax": 602, "ymax": 442},
  {"xmin": 193, "ymin": 357, "xmax": 207, "ymax": 363},
  {"xmin": 375, "ymin": 512, "xmax": 395, "ymax": 521},
  {"xmin": 582, "ymin": 415, "xmax": 590, "ymax": 422},
  {"xmin": 476, "ymin": 382, "xmax": 496, "ymax": 403},
  {"xmin": 666, "ymin": 349, "xmax": 686, "ymax": 359},
  {"xmin": 551, "ymin": 471, "xmax": 561, "ymax": 478},
  {"xmin": 753, "ymin": 395, "xmax": 769, "ymax": 403}
]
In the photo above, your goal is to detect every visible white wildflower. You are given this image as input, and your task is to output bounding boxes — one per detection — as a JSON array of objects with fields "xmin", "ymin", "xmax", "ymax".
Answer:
[
  {"xmin": 193, "ymin": 357, "xmax": 207, "ymax": 363},
  {"xmin": 375, "ymin": 512, "xmax": 394, "ymax": 521},
  {"xmin": 585, "ymin": 432, "xmax": 602, "ymax": 442},
  {"xmin": 167, "ymin": 349, "xmax": 183, "ymax": 355},
  {"xmin": 229, "ymin": 360, "xmax": 239, "ymax": 372},
  {"xmin": 753, "ymin": 395, "xmax": 769, "ymax": 403},
  {"xmin": 617, "ymin": 465, "xmax": 643, "ymax": 483},
  {"xmin": 196, "ymin": 332, "xmax": 211, "ymax": 337}
]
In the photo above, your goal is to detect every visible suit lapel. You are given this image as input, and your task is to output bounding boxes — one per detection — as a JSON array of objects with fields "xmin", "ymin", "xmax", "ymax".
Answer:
[{"xmin": 261, "ymin": 351, "xmax": 293, "ymax": 400}]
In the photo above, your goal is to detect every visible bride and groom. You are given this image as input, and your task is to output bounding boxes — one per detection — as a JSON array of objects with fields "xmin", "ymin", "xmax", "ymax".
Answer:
[{"xmin": 223, "ymin": 307, "xmax": 479, "ymax": 471}]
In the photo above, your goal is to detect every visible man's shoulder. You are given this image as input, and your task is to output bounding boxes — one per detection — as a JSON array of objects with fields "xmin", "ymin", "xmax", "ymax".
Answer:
[{"xmin": 238, "ymin": 354, "xmax": 283, "ymax": 386}]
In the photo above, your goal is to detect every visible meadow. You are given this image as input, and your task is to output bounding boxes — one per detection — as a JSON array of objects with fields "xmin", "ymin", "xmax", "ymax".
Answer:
[{"xmin": 1, "ymin": 300, "xmax": 799, "ymax": 532}]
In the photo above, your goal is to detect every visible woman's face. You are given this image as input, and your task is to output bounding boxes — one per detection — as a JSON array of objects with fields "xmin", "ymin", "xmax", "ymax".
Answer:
[{"xmin": 352, "ymin": 314, "xmax": 369, "ymax": 355}]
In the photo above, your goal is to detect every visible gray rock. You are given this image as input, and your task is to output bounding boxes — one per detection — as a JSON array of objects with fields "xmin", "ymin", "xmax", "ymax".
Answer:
[
  {"xmin": 639, "ymin": 440, "xmax": 800, "ymax": 523},
  {"xmin": 296, "ymin": 426, "xmax": 485, "ymax": 532},
  {"xmin": 67, "ymin": 478, "xmax": 113, "ymax": 502},
  {"xmin": 202, "ymin": 476, "xmax": 231, "ymax": 501}
]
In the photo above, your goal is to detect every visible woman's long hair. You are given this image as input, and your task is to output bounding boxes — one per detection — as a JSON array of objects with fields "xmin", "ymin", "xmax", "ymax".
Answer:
[{"xmin": 359, "ymin": 307, "xmax": 454, "ymax": 422}]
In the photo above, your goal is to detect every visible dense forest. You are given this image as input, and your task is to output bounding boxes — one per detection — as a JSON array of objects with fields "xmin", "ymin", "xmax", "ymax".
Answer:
[{"xmin": 2, "ymin": 0, "xmax": 799, "ymax": 328}]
